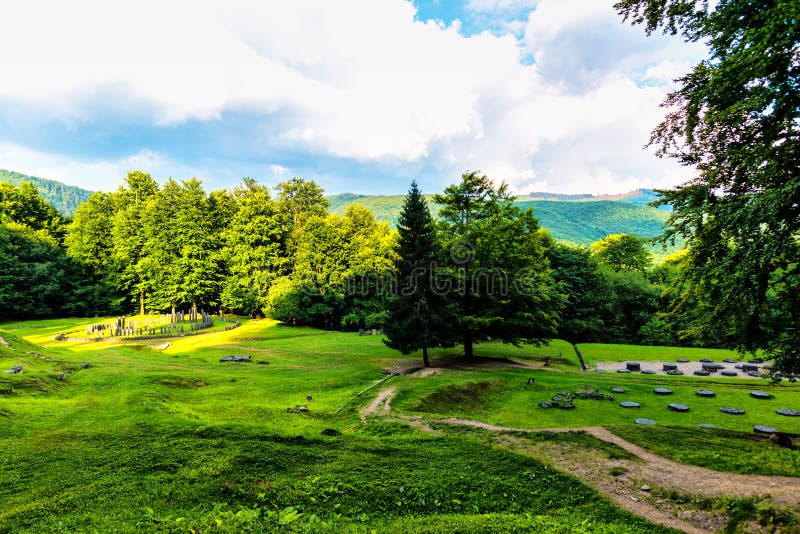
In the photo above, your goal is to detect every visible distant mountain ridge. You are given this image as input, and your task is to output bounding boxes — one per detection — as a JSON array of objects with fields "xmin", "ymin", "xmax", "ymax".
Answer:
[
  {"xmin": 0, "ymin": 169, "xmax": 94, "ymax": 216},
  {"xmin": 327, "ymin": 191, "xmax": 672, "ymax": 248},
  {"xmin": 525, "ymin": 188, "xmax": 663, "ymax": 206}
]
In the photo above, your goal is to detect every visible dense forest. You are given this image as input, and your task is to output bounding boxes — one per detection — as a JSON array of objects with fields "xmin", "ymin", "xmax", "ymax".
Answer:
[
  {"xmin": 0, "ymin": 169, "xmax": 93, "ymax": 216},
  {"xmin": 0, "ymin": 171, "xmax": 703, "ymax": 349}
]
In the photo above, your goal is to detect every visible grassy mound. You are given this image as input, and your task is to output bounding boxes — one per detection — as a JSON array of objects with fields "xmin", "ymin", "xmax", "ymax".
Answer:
[{"xmin": 412, "ymin": 380, "xmax": 504, "ymax": 413}]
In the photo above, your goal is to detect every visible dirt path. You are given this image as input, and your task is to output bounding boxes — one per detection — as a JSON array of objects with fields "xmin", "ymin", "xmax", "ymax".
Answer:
[
  {"xmin": 359, "ymin": 387, "xmax": 396, "ymax": 421},
  {"xmin": 439, "ymin": 418, "xmax": 800, "ymax": 532},
  {"xmin": 360, "ymin": 388, "xmax": 800, "ymax": 532}
]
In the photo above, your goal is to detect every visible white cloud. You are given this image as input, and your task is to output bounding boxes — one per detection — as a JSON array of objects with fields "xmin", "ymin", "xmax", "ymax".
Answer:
[
  {"xmin": 0, "ymin": 142, "xmax": 208, "ymax": 192},
  {"xmin": 0, "ymin": 0, "xmax": 705, "ymax": 194}
]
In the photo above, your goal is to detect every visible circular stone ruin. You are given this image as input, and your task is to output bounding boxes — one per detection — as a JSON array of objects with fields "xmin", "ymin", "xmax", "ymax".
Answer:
[
  {"xmin": 635, "ymin": 418, "xmax": 657, "ymax": 425},
  {"xmin": 720, "ymin": 407, "xmax": 745, "ymax": 415},
  {"xmin": 668, "ymin": 403, "xmax": 690, "ymax": 412},
  {"xmin": 626, "ymin": 362, "xmax": 641, "ymax": 372},
  {"xmin": 653, "ymin": 388, "xmax": 673, "ymax": 395},
  {"xmin": 776, "ymin": 409, "xmax": 800, "ymax": 417},
  {"xmin": 662, "ymin": 363, "xmax": 678, "ymax": 371},
  {"xmin": 750, "ymin": 391, "xmax": 774, "ymax": 400},
  {"xmin": 695, "ymin": 390, "xmax": 715, "ymax": 398},
  {"xmin": 610, "ymin": 387, "xmax": 625, "ymax": 393},
  {"xmin": 753, "ymin": 425, "xmax": 778, "ymax": 434},
  {"xmin": 620, "ymin": 401, "xmax": 640, "ymax": 408}
]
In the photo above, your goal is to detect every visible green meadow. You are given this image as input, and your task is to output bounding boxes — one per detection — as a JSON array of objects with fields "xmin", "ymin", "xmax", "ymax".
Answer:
[{"xmin": 1, "ymin": 317, "xmax": 799, "ymax": 532}]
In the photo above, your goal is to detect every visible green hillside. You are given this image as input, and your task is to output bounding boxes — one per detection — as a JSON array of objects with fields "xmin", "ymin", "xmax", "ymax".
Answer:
[
  {"xmin": 0, "ymin": 169, "xmax": 93, "ymax": 216},
  {"xmin": 328, "ymin": 193, "xmax": 671, "ymax": 247}
]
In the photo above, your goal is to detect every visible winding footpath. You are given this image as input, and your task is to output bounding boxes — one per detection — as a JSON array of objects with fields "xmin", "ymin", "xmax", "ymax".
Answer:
[{"xmin": 361, "ymin": 386, "xmax": 800, "ymax": 533}]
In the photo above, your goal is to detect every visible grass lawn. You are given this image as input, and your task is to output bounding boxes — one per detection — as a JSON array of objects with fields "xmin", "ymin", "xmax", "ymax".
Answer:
[
  {"xmin": 1, "ymin": 317, "xmax": 798, "ymax": 531},
  {"xmin": 577, "ymin": 343, "xmax": 745, "ymax": 366}
]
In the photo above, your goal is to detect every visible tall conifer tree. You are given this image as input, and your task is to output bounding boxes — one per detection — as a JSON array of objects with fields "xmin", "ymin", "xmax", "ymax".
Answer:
[{"xmin": 384, "ymin": 181, "xmax": 456, "ymax": 367}]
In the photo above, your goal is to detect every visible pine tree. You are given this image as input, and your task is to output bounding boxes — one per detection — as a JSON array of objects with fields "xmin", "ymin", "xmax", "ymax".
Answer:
[{"xmin": 384, "ymin": 181, "xmax": 456, "ymax": 367}]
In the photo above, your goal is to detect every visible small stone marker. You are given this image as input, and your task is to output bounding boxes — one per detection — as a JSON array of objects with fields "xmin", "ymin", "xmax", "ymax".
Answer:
[
  {"xmin": 747, "ymin": 371, "xmax": 761, "ymax": 377},
  {"xmin": 734, "ymin": 364, "xmax": 744, "ymax": 369},
  {"xmin": 776, "ymin": 409, "xmax": 800, "ymax": 417},
  {"xmin": 617, "ymin": 369, "xmax": 631, "ymax": 373},
  {"xmin": 722, "ymin": 358, "xmax": 738, "ymax": 363},
  {"xmin": 699, "ymin": 358, "xmax": 714, "ymax": 363},
  {"xmin": 642, "ymin": 370, "xmax": 656, "ymax": 374},
  {"xmin": 694, "ymin": 370, "xmax": 711, "ymax": 376},
  {"xmin": 220, "ymin": 355, "xmax": 252, "ymax": 362},
  {"xmin": 56, "ymin": 372, "xmax": 67, "ymax": 381},
  {"xmin": 666, "ymin": 370, "xmax": 684, "ymax": 375},
  {"xmin": 256, "ymin": 360, "xmax": 270, "ymax": 365},
  {"xmin": 626, "ymin": 362, "xmax": 641, "ymax": 371},
  {"xmin": 620, "ymin": 401, "xmax": 640, "ymax": 408},
  {"xmin": 753, "ymin": 425, "xmax": 778, "ymax": 434},
  {"xmin": 610, "ymin": 387, "xmax": 625, "ymax": 393},
  {"xmin": 677, "ymin": 358, "xmax": 690, "ymax": 363},
  {"xmin": 668, "ymin": 403, "xmax": 689, "ymax": 412},
  {"xmin": 635, "ymin": 418, "xmax": 657, "ymax": 425},
  {"xmin": 750, "ymin": 391, "xmax": 773, "ymax": 400},
  {"xmin": 748, "ymin": 358, "xmax": 763, "ymax": 364},
  {"xmin": 695, "ymin": 390, "xmax": 715, "ymax": 398},
  {"xmin": 653, "ymin": 388, "xmax": 673, "ymax": 395},
  {"xmin": 720, "ymin": 407, "xmax": 745, "ymax": 415},
  {"xmin": 721, "ymin": 371, "xmax": 738, "ymax": 376},
  {"xmin": 3, "ymin": 365, "xmax": 23, "ymax": 374},
  {"xmin": 697, "ymin": 423, "xmax": 715, "ymax": 428},
  {"xmin": 741, "ymin": 364, "xmax": 759, "ymax": 372},
  {"xmin": 80, "ymin": 362, "xmax": 91, "ymax": 369},
  {"xmin": 662, "ymin": 363, "xmax": 678, "ymax": 371}
]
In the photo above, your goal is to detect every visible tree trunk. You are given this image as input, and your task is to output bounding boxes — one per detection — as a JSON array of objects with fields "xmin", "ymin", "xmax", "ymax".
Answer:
[
  {"xmin": 422, "ymin": 344, "xmax": 430, "ymax": 368},
  {"xmin": 464, "ymin": 330, "xmax": 474, "ymax": 359}
]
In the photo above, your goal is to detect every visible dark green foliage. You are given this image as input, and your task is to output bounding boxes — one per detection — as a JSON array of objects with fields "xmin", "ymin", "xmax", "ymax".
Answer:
[
  {"xmin": 0, "ymin": 223, "xmax": 110, "ymax": 318},
  {"xmin": 547, "ymin": 244, "xmax": 606, "ymax": 343},
  {"xmin": 433, "ymin": 172, "xmax": 562, "ymax": 358},
  {"xmin": 0, "ymin": 169, "xmax": 93, "ymax": 216},
  {"xmin": 617, "ymin": 0, "xmax": 800, "ymax": 378},
  {"xmin": 384, "ymin": 182, "xmax": 458, "ymax": 366}
]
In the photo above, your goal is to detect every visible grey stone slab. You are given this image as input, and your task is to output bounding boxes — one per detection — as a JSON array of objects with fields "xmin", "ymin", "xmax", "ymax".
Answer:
[
  {"xmin": 668, "ymin": 403, "xmax": 689, "ymax": 412},
  {"xmin": 720, "ymin": 407, "xmax": 745, "ymax": 415},
  {"xmin": 635, "ymin": 418, "xmax": 657, "ymax": 425},
  {"xmin": 695, "ymin": 390, "xmax": 715, "ymax": 398},
  {"xmin": 620, "ymin": 401, "xmax": 640, "ymax": 408},
  {"xmin": 653, "ymin": 388, "xmax": 673, "ymax": 395}
]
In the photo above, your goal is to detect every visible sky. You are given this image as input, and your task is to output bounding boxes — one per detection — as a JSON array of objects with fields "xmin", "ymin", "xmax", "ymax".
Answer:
[{"xmin": 0, "ymin": 0, "xmax": 707, "ymax": 196}]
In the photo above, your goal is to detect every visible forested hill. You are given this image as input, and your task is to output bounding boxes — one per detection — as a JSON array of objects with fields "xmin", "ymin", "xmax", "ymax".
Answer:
[
  {"xmin": 0, "ymin": 169, "xmax": 93, "ymax": 216},
  {"xmin": 327, "ymin": 193, "xmax": 670, "ymax": 246}
]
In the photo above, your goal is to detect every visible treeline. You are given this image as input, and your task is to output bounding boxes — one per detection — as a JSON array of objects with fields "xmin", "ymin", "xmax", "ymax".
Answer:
[
  {"xmin": 1, "ymin": 171, "xmax": 714, "ymax": 348},
  {"xmin": 0, "ymin": 169, "xmax": 93, "ymax": 216}
]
